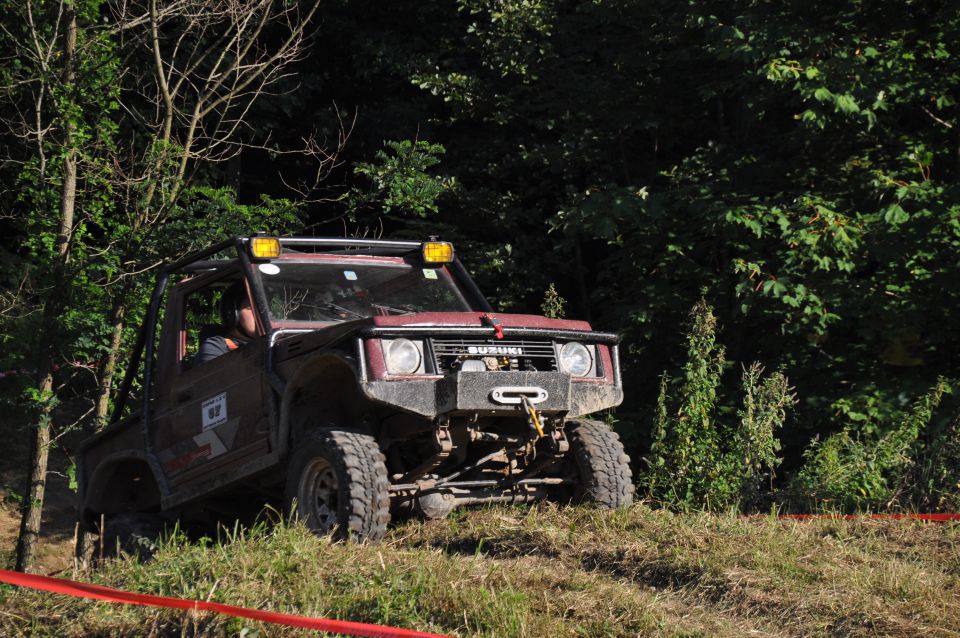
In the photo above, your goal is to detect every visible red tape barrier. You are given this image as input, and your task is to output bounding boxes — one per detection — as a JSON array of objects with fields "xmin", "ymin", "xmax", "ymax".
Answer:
[
  {"xmin": 0, "ymin": 568, "xmax": 451, "ymax": 638},
  {"xmin": 780, "ymin": 513, "xmax": 960, "ymax": 522}
]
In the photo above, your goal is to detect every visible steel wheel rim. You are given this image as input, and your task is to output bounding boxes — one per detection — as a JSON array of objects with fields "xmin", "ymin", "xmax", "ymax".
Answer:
[{"xmin": 298, "ymin": 458, "xmax": 339, "ymax": 532}]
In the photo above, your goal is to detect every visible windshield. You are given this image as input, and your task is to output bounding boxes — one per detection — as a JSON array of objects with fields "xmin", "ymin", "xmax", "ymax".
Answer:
[{"xmin": 259, "ymin": 260, "xmax": 472, "ymax": 323}]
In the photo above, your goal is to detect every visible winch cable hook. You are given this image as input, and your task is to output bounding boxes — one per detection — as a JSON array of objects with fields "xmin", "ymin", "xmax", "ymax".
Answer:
[{"xmin": 521, "ymin": 395, "xmax": 545, "ymax": 439}]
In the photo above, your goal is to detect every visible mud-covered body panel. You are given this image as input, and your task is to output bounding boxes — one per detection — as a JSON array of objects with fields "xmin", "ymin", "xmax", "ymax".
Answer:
[
  {"xmin": 352, "ymin": 311, "xmax": 622, "ymax": 417},
  {"xmin": 361, "ymin": 370, "xmax": 622, "ymax": 418}
]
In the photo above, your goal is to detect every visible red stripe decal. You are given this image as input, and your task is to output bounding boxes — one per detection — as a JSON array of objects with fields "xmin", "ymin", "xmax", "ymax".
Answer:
[{"xmin": 0, "ymin": 568, "xmax": 450, "ymax": 638}]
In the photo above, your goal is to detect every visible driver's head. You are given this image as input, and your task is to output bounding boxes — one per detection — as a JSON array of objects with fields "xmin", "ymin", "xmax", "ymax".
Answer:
[{"xmin": 221, "ymin": 282, "xmax": 256, "ymax": 338}]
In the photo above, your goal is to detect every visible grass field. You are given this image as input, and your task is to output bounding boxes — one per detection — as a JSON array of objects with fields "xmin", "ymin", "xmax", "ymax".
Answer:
[{"xmin": 1, "ymin": 504, "xmax": 957, "ymax": 637}]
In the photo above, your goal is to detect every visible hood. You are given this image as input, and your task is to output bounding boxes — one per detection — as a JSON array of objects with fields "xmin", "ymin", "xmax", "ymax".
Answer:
[
  {"xmin": 368, "ymin": 311, "xmax": 592, "ymax": 332},
  {"xmin": 272, "ymin": 311, "xmax": 597, "ymax": 363}
]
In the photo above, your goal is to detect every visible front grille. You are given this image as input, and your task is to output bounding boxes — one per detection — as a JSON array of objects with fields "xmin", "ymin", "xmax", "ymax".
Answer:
[{"xmin": 429, "ymin": 337, "xmax": 557, "ymax": 373}]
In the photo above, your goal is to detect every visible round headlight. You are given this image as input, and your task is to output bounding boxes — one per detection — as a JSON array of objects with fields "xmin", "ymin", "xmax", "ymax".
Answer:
[
  {"xmin": 385, "ymin": 339, "xmax": 421, "ymax": 374},
  {"xmin": 559, "ymin": 342, "xmax": 592, "ymax": 377}
]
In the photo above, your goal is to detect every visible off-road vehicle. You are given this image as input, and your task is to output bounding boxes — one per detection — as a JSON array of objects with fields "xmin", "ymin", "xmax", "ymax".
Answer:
[{"xmin": 78, "ymin": 236, "xmax": 633, "ymax": 543}]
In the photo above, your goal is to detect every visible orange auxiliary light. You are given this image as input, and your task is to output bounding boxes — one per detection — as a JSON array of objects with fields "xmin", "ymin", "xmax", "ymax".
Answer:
[
  {"xmin": 250, "ymin": 237, "xmax": 281, "ymax": 259},
  {"xmin": 422, "ymin": 241, "xmax": 454, "ymax": 263}
]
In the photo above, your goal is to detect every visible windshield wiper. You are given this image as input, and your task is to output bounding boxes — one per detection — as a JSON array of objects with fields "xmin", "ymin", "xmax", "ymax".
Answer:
[
  {"xmin": 298, "ymin": 301, "xmax": 365, "ymax": 320},
  {"xmin": 370, "ymin": 303, "xmax": 418, "ymax": 315}
]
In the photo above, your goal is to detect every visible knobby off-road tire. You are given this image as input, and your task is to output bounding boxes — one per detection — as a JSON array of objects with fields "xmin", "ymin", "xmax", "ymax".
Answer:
[
  {"xmin": 99, "ymin": 512, "xmax": 165, "ymax": 561},
  {"xmin": 567, "ymin": 420, "xmax": 635, "ymax": 508},
  {"xmin": 285, "ymin": 430, "xmax": 391, "ymax": 542}
]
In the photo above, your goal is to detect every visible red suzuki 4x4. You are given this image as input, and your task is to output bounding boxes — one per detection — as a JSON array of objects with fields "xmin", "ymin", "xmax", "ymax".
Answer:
[{"xmin": 78, "ymin": 236, "xmax": 633, "ymax": 545}]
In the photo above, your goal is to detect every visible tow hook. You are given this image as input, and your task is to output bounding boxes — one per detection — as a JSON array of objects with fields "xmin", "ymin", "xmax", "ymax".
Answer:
[
  {"xmin": 520, "ymin": 395, "xmax": 545, "ymax": 439},
  {"xmin": 520, "ymin": 396, "xmax": 567, "ymax": 456}
]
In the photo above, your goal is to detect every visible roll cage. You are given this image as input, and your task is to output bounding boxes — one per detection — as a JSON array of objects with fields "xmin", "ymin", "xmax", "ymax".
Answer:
[{"xmin": 109, "ymin": 236, "xmax": 494, "ymax": 430}]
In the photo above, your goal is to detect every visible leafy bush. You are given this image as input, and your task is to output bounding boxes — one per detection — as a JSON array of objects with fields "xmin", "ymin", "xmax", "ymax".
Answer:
[
  {"xmin": 916, "ymin": 413, "xmax": 960, "ymax": 512},
  {"xmin": 643, "ymin": 299, "xmax": 795, "ymax": 511},
  {"xmin": 540, "ymin": 282, "xmax": 566, "ymax": 319},
  {"xmin": 793, "ymin": 378, "xmax": 957, "ymax": 511},
  {"xmin": 349, "ymin": 139, "xmax": 456, "ymax": 219}
]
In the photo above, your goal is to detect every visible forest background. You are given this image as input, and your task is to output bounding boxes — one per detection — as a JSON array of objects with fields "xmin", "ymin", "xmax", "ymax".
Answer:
[{"xmin": 1, "ymin": 0, "xmax": 960, "ymax": 572}]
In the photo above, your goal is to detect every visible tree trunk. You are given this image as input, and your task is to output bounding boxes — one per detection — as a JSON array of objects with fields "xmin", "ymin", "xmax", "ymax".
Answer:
[
  {"xmin": 15, "ymin": 2, "xmax": 78, "ymax": 574},
  {"xmin": 94, "ymin": 299, "xmax": 126, "ymax": 427},
  {"xmin": 15, "ymin": 371, "xmax": 54, "ymax": 573}
]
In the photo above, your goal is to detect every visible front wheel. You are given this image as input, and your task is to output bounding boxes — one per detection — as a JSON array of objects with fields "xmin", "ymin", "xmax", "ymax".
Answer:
[
  {"xmin": 566, "ymin": 420, "xmax": 635, "ymax": 509},
  {"xmin": 285, "ymin": 430, "xmax": 390, "ymax": 541}
]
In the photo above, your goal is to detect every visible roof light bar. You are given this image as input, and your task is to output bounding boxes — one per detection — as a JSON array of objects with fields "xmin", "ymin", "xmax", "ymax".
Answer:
[
  {"xmin": 250, "ymin": 237, "xmax": 281, "ymax": 259},
  {"xmin": 422, "ymin": 241, "xmax": 454, "ymax": 263}
]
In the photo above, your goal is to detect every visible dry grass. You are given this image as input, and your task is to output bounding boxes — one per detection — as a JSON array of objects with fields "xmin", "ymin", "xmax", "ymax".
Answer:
[{"xmin": 1, "ymin": 505, "xmax": 957, "ymax": 637}]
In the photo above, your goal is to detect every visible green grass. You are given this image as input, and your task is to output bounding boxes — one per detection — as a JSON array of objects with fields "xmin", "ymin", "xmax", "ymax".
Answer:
[{"xmin": 2, "ymin": 505, "xmax": 958, "ymax": 637}]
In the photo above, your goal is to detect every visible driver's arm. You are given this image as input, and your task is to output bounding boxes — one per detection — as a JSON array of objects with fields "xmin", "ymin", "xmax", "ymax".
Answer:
[{"xmin": 197, "ymin": 336, "xmax": 230, "ymax": 365}]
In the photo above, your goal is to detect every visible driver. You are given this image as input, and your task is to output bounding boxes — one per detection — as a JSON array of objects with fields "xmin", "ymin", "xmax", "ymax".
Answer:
[{"xmin": 198, "ymin": 282, "xmax": 256, "ymax": 364}]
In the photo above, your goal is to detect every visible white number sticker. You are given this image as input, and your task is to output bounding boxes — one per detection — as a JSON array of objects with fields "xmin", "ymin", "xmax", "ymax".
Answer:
[{"xmin": 201, "ymin": 393, "xmax": 227, "ymax": 430}]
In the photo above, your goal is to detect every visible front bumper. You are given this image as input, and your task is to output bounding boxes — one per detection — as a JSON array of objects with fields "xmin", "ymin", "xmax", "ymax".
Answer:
[
  {"xmin": 356, "ymin": 324, "xmax": 623, "ymax": 418},
  {"xmin": 361, "ymin": 370, "xmax": 622, "ymax": 418}
]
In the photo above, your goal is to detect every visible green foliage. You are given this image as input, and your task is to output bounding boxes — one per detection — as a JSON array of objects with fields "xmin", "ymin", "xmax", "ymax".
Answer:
[
  {"xmin": 350, "ymin": 140, "xmax": 456, "ymax": 219},
  {"xmin": 0, "ymin": 0, "xmax": 311, "ymax": 449},
  {"xmin": 915, "ymin": 414, "xmax": 960, "ymax": 512},
  {"xmin": 539, "ymin": 283, "xmax": 566, "ymax": 319},
  {"xmin": 794, "ymin": 379, "xmax": 953, "ymax": 511},
  {"xmin": 737, "ymin": 363, "xmax": 793, "ymax": 493},
  {"xmin": 21, "ymin": 387, "xmax": 58, "ymax": 430},
  {"xmin": 644, "ymin": 300, "xmax": 795, "ymax": 511},
  {"xmin": 0, "ymin": 0, "xmax": 121, "ymax": 401},
  {"xmin": 9, "ymin": 0, "xmax": 121, "ymax": 256},
  {"xmin": 161, "ymin": 187, "xmax": 301, "ymax": 253},
  {"xmin": 66, "ymin": 460, "xmax": 78, "ymax": 493}
]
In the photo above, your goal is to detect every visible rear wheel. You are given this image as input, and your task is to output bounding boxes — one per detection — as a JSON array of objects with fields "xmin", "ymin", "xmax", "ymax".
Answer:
[
  {"xmin": 566, "ymin": 420, "xmax": 634, "ymax": 508},
  {"xmin": 99, "ymin": 512, "xmax": 165, "ymax": 560},
  {"xmin": 285, "ymin": 430, "xmax": 390, "ymax": 541}
]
